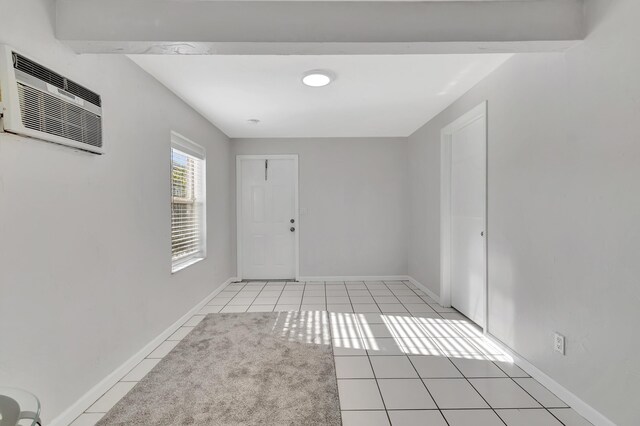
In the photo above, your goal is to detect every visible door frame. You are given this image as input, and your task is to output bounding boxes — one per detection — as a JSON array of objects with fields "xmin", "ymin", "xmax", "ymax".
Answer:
[
  {"xmin": 236, "ymin": 154, "xmax": 300, "ymax": 281},
  {"xmin": 440, "ymin": 101, "xmax": 488, "ymax": 331}
]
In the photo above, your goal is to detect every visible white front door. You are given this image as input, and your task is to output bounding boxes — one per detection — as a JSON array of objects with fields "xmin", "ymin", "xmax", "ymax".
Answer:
[
  {"xmin": 449, "ymin": 111, "xmax": 486, "ymax": 328},
  {"xmin": 238, "ymin": 156, "xmax": 297, "ymax": 280}
]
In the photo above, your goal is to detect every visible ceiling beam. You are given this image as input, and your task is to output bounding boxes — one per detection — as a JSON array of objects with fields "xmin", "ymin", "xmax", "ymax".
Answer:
[{"xmin": 56, "ymin": 0, "xmax": 586, "ymax": 55}]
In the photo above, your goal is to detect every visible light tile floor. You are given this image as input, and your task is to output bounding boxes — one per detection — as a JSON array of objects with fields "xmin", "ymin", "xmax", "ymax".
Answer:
[{"xmin": 70, "ymin": 280, "xmax": 592, "ymax": 426}]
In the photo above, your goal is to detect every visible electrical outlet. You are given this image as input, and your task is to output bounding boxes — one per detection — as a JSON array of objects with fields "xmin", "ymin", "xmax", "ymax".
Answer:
[{"xmin": 554, "ymin": 333, "xmax": 565, "ymax": 355}]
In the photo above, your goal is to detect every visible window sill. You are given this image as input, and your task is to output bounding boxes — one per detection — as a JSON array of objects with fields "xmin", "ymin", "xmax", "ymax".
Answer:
[{"xmin": 172, "ymin": 256, "xmax": 205, "ymax": 274}]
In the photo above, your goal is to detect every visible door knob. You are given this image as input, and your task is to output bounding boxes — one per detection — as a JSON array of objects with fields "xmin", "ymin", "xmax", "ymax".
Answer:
[
  {"xmin": 290, "ymin": 227, "xmax": 295, "ymax": 232},
  {"xmin": 290, "ymin": 219, "xmax": 295, "ymax": 223}
]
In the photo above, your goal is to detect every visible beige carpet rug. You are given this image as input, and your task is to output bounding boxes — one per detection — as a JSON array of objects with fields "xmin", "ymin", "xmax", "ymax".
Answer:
[{"xmin": 97, "ymin": 311, "xmax": 340, "ymax": 425}]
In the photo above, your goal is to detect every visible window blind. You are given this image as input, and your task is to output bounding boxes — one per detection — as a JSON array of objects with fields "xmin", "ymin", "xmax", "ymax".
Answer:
[{"xmin": 171, "ymin": 135, "xmax": 205, "ymax": 272}]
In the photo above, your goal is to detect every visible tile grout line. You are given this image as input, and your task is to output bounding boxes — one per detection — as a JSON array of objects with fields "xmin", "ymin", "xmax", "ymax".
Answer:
[
  {"xmin": 298, "ymin": 279, "xmax": 306, "ymax": 311},
  {"xmin": 323, "ymin": 281, "xmax": 329, "ymax": 313},
  {"xmin": 503, "ymin": 375, "xmax": 569, "ymax": 425},
  {"xmin": 396, "ymin": 279, "xmax": 444, "ymax": 319},
  {"xmin": 216, "ymin": 281, "xmax": 246, "ymax": 313},
  {"xmin": 339, "ymin": 407, "xmax": 563, "ymax": 411},
  {"xmin": 391, "ymin": 280, "xmax": 516, "ymax": 425},
  {"xmin": 407, "ymin": 281, "xmax": 442, "ymax": 312},
  {"xmin": 272, "ymin": 280, "xmax": 287, "ymax": 312},
  {"xmin": 393, "ymin": 284, "xmax": 510, "ymax": 425},
  {"xmin": 380, "ymin": 280, "xmax": 451, "ymax": 426},
  {"xmin": 377, "ymin": 280, "xmax": 431, "ymax": 425},
  {"xmin": 230, "ymin": 281, "xmax": 252, "ymax": 312},
  {"xmin": 249, "ymin": 280, "xmax": 272, "ymax": 311},
  {"xmin": 330, "ymin": 280, "xmax": 351, "ymax": 421},
  {"xmin": 351, "ymin": 280, "xmax": 394, "ymax": 426},
  {"xmin": 444, "ymin": 352, "xmax": 509, "ymax": 426},
  {"xmin": 417, "ymin": 308, "xmax": 555, "ymax": 422},
  {"xmin": 241, "ymin": 281, "xmax": 259, "ymax": 312},
  {"xmin": 385, "ymin": 280, "xmax": 450, "ymax": 359}
]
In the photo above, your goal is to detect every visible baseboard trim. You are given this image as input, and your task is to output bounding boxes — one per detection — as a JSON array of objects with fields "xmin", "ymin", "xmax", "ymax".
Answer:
[
  {"xmin": 485, "ymin": 332, "xmax": 615, "ymax": 426},
  {"xmin": 49, "ymin": 276, "xmax": 238, "ymax": 426},
  {"xmin": 52, "ymin": 275, "xmax": 611, "ymax": 426},
  {"xmin": 407, "ymin": 276, "xmax": 611, "ymax": 425},
  {"xmin": 406, "ymin": 276, "xmax": 440, "ymax": 304},
  {"xmin": 297, "ymin": 275, "xmax": 410, "ymax": 282}
]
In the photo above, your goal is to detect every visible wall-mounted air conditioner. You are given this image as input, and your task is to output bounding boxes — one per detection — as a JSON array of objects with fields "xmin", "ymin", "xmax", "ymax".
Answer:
[{"xmin": 0, "ymin": 45, "xmax": 103, "ymax": 154}]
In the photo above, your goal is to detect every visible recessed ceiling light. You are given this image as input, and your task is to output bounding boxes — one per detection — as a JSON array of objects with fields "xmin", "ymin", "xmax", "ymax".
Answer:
[
  {"xmin": 247, "ymin": 118, "xmax": 260, "ymax": 124},
  {"xmin": 302, "ymin": 70, "xmax": 334, "ymax": 87}
]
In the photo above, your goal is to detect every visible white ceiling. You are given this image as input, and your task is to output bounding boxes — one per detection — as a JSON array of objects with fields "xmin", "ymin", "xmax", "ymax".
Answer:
[{"xmin": 130, "ymin": 54, "xmax": 511, "ymax": 138}]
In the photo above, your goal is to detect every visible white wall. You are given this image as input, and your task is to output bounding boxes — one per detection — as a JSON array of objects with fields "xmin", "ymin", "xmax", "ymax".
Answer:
[
  {"xmin": 233, "ymin": 138, "xmax": 408, "ymax": 278},
  {"xmin": 408, "ymin": 1, "xmax": 640, "ymax": 424},
  {"xmin": 0, "ymin": 0, "xmax": 234, "ymax": 422},
  {"xmin": 3, "ymin": 0, "xmax": 637, "ymax": 424}
]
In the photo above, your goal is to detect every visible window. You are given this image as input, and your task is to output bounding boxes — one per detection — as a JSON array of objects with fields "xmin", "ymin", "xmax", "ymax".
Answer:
[{"xmin": 170, "ymin": 132, "xmax": 206, "ymax": 272}]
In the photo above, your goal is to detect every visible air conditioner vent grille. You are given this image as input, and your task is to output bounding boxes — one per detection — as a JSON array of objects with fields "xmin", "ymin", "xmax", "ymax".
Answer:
[
  {"xmin": 13, "ymin": 52, "xmax": 102, "ymax": 107},
  {"xmin": 65, "ymin": 79, "xmax": 102, "ymax": 108},
  {"xmin": 17, "ymin": 83, "xmax": 103, "ymax": 149}
]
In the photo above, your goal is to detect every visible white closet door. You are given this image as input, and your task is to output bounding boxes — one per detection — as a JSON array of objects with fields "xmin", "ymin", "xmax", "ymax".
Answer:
[{"xmin": 450, "ymin": 116, "xmax": 486, "ymax": 328}]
